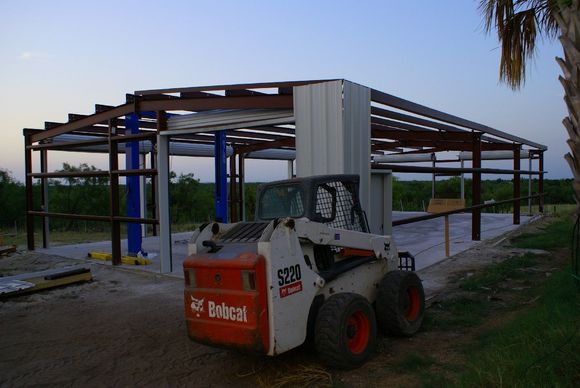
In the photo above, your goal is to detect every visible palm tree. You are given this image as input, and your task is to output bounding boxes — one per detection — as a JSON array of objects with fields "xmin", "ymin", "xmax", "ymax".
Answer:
[
  {"xmin": 480, "ymin": 0, "xmax": 580, "ymax": 210},
  {"xmin": 481, "ymin": 1, "xmax": 580, "ymax": 284}
]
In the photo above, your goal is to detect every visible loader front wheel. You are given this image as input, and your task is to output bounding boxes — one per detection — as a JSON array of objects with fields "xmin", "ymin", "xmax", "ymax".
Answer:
[
  {"xmin": 315, "ymin": 293, "xmax": 377, "ymax": 369},
  {"xmin": 376, "ymin": 270, "xmax": 425, "ymax": 336}
]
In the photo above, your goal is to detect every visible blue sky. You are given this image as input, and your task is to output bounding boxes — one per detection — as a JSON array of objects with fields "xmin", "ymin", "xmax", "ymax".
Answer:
[{"xmin": 0, "ymin": 0, "xmax": 569, "ymax": 182}]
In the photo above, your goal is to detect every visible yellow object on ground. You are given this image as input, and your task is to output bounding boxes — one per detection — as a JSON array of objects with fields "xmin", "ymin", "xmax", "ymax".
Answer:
[
  {"xmin": 0, "ymin": 266, "xmax": 92, "ymax": 298},
  {"xmin": 88, "ymin": 252, "xmax": 152, "ymax": 266},
  {"xmin": 427, "ymin": 198, "xmax": 466, "ymax": 213}
]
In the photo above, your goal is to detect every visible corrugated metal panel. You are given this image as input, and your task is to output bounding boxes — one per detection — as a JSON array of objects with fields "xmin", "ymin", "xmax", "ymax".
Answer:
[
  {"xmin": 294, "ymin": 80, "xmax": 344, "ymax": 177},
  {"xmin": 166, "ymin": 109, "xmax": 293, "ymax": 133},
  {"xmin": 459, "ymin": 150, "xmax": 531, "ymax": 160},
  {"xmin": 294, "ymin": 80, "xmax": 372, "ymax": 213},
  {"xmin": 343, "ymin": 80, "xmax": 371, "ymax": 212},
  {"xmin": 49, "ymin": 134, "xmax": 295, "ymax": 160}
]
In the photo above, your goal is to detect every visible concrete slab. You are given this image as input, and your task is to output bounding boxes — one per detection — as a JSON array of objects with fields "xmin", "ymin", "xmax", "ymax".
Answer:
[{"xmin": 37, "ymin": 212, "xmax": 530, "ymax": 277}]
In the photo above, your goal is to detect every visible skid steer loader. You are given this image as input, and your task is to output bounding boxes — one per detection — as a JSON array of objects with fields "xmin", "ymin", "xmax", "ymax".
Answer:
[{"xmin": 183, "ymin": 174, "xmax": 425, "ymax": 369}]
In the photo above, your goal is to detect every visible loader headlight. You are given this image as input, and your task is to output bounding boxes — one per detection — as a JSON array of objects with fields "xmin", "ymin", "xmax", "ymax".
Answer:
[
  {"xmin": 185, "ymin": 269, "xmax": 197, "ymax": 287},
  {"xmin": 241, "ymin": 270, "xmax": 256, "ymax": 291}
]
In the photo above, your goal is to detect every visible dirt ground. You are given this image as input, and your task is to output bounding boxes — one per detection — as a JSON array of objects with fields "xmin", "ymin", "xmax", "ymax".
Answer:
[{"xmin": 0, "ymin": 216, "xmax": 556, "ymax": 387}]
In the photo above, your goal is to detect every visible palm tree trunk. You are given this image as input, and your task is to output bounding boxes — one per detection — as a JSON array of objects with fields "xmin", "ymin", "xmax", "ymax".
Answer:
[{"xmin": 555, "ymin": 0, "xmax": 580, "ymax": 213}]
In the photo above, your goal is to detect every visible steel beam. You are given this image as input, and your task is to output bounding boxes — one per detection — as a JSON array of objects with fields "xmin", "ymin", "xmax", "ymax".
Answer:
[
  {"xmin": 472, "ymin": 133, "xmax": 482, "ymax": 241},
  {"xmin": 371, "ymin": 89, "xmax": 547, "ymax": 150},
  {"xmin": 40, "ymin": 150, "xmax": 49, "ymax": 248},
  {"xmin": 214, "ymin": 131, "xmax": 228, "ymax": 223},
  {"xmin": 124, "ymin": 113, "xmax": 142, "ymax": 256},
  {"xmin": 31, "ymin": 104, "xmax": 133, "ymax": 143},
  {"xmin": 140, "ymin": 95, "xmax": 293, "ymax": 113},
  {"xmin": 539, "ymin": 151, "xmax": 544, "ymax": 213},
  {"xmin": 513, "ymin": 145, "xmax": 521, "ymax": 225},
  {"xmin": 157, "ymin": 112, "xmax": 173, "ymax": 273},
  {"xmin": 24, "ymin": 135, "xmax": 34, "ymax": 250},
  {"xmin": 135, "ymin": 79, "xmax": 337, "ymax": 96},
  {"xmin": 108, "ymin": 121, "xmax": 121, "ymax": 265}
]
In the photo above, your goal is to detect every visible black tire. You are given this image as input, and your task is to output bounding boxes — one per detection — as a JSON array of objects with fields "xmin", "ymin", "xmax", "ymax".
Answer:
[
  {"xmin": 314, "ymin": 293, "xmax": 377, "ymax": 369},
  {"xmin": 376, "ymin": 270, "xmax": 425, "ymax": 336}
]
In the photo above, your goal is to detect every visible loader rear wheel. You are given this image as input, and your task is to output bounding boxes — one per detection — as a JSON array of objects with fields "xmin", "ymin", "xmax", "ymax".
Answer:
[
  {"xmin": 315, "ymin": 293, "xmax": 377, "ymax": 369},
  {"xmin": 376, "ymin": 270, "xmax": 425, "ymax": 336}
]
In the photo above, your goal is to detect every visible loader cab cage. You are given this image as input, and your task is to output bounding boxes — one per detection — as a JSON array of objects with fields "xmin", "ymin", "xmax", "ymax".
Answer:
[{"xmin": 256, "ymin": 174, "xmax": 369, "ymax": 233}]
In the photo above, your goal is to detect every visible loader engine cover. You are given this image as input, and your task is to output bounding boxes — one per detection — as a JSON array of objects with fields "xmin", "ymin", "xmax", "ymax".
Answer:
[{"xmin": 183, "ymin": 250, "xmax": 270, "ymax": 353}]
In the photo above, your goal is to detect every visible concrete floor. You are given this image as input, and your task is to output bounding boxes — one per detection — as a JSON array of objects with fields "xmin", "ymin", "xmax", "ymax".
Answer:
[{"xmin": 37, "ymin": 212, "xmax": 531, "ymax": 277}]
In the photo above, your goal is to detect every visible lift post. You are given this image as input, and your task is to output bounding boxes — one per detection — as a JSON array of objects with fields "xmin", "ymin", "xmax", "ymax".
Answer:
[
  {"xmin": 125, "ymin": 113, "xmax": 142, "ymax": 256},
  {"xmin": 215, "ymin": 131, "xmax": 228, "ymax": 223}
]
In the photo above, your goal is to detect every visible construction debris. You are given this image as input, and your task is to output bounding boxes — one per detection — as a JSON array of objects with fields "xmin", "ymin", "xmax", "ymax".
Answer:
[
  {"xmin": 0, "ymin": 265, "xmax": 92, "ymax": 298},
  {"xmin": 0, "ymin": 245, "xmax": 17, "ymax": 256},
  {"xmin": 88, "ymin": 251, "xmax": 152, "ymax": 266}
]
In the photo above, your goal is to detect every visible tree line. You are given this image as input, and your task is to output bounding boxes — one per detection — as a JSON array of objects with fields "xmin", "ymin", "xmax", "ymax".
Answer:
[{"xmin": 0, "ymin": 164, "xmax": 574, "ymax": 231}]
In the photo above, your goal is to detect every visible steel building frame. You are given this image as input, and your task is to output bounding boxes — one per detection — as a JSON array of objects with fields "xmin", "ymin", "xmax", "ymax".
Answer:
[{"xmin": 23, "ymin": 79, "xmax": 547, "ymax": 269}]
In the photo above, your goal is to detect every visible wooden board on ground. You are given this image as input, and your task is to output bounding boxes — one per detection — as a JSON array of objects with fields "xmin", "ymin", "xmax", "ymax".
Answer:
[
  {"xmin": 0, "ymin": 245, "xmax": 17, "ymax": 256},
  {"xmin": 0, "ymin": 265, "xmax": 92, "ymax": 298}
]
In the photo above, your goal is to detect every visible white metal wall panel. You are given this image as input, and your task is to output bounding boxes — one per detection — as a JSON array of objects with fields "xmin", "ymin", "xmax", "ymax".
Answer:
[
  {"xmin": 370, "ymin": 170, "xmax": 393, "ymax": 235},
  {"xmin": 294, "ymin": 80, "xmax": 344, "ymax": 177},
  {"xmin": 343, "ymin": 80, "xmax": 371, "ymax": 212},
  {"xmin": 294, "ymin": 80, "xmax": 371, "ymax": 213}
]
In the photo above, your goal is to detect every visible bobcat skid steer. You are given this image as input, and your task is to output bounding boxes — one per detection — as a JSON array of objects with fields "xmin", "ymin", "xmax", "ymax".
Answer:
[{"xmin": 183, "ymin": 174, "xmax": 425, "ymax": 369}]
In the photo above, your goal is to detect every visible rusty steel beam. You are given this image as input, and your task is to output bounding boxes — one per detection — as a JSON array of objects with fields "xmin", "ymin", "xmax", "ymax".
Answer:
[
  {"xmin": 371, "ymin": 164, "xmax": 542, "ymax": 175},
  {"xmin": 371, "ymin": 106, "xmax": 465, "ymax": 133},
  {"xmin": 40, "ymin": 149, "xmax": 48, "ymax": 248},
  {"xmin": 140, "ymin": 94, "xmax": 293, "ymax": 113},
  {"xmin": 24, "ymin": 134, "xmax": 34, "ymax": 250},
  {"xmin": 109, "ymin": 120, "xmax": 121, "ymax": 266},
  {"xmin": 135, "ymin": 79, "xmax": 337, "ymax": 96},
  {"xmin": 392, "ymin": 194, "xmax": 542, "ymax": 226},
  {"xmin": 371, "ymin": 128, "xmax": 473, "ymax": 141},
  {"xmin": 29, "ymin": 171, "xmax": 109, "ymax": 178},
  {"xmin": 225, "ymin": 89, "xmax": 267, "ymax": 96},
  {"xmin": 32, "ymin": 104, "xmax": 133, "ymax": 143},
  {"xmin": 371, "ymin": 89, "xmax": 546, "ymax": 150},
  {"xmin": 235, "ymin": 137, "xmax": 295, "ymax": 154}
]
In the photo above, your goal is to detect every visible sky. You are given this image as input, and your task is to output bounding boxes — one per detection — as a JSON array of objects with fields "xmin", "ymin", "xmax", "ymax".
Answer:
[{"xmin": 0, "ymin": 0, "xmax": 570, "ymax": 183}]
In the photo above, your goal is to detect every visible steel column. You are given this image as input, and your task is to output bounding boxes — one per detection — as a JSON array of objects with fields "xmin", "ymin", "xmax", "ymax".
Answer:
[
  {"xmin": 229, "ymin": 154, "xmax": 238, "ymax": 222},
  {"xmin": 528, "ymin": 155, "xmax": 532, "ymax": 214},
  {"xmin": 513, "ymin": 145, "xmax": 521, "ymax": 225},
  {"xmin": 460, "ymin": 160, "xmax": 465, "ymax": 200},
  {"xmin": 150, "ymin": 147, "xmax": 158, "ymax": 236},
  {"xmin": 539, "ymin": 151, "xmax": 544, "ymax": 213},
  {"xmin": 108, "ymin": 121, "xmax": 121, "ymax": 265},
  {"xmin": 238, "ymin": 154, "xmax": 245, "ymax": 221},
  {"xmin": 214, "ymin": 131, "xmax": 228, "ymax": 223},
  {"xmin": 139, "ymin": 153, "xmax": 147, "ymax": 237},
  {"xmin": 40, "ymin": 149, "xmax": 49, "ymax": 248},
  {"xmin": 157, "ymin": 111, "xmax": 173, "ymax": 273},
  {"xmin": 124, "ymin": 113, "xmax": 142, "ymax": 256},
  {"xmin": 431, "ymin": 160, "xmax": 436, "ymax": 198},
  {"xmin": 472, "ymin": 133, "xmax": 481, "ymax": 241},
  {"xmin": 287, "ymin": 160, "xmax": 294, "ymax": 179},
  {"xmin": 24, "ymin": 135, "xmax": 35, "ymax": 250}
]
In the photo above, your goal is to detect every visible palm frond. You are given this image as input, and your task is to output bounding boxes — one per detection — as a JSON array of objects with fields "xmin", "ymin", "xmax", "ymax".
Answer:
[{"xmin": 479, "ymin": 0, "xmax": 561, "ymax": 89}]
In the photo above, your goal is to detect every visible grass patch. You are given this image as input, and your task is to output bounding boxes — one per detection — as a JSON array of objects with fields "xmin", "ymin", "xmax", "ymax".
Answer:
[
  {"xmin": 392, "ymin": 352, "xmax": 437, "ymax": 373},
  {"xmin": 511, "ymin": 215, "xmax": 574, "ymax": 250},
  {"xmin": 455, "ymin": 267, "xmax": 580, "ymax": 387},
  {"xmin": 425, "ymin": 297, "xmax": 489, "ymax": 330},
  {"xmin": 460, "ymin": 253, "xmax": 537, "ymax": 291}
]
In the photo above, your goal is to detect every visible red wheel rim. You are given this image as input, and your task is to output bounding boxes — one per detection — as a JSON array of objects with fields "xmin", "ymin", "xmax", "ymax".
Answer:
[
  {"xmin": 405, "ymin": 286, "xmax": 421, "ymax": 321},
  {"xmin": 346, "ymin": 310, "xmax": 370, "ymax": 354}
]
